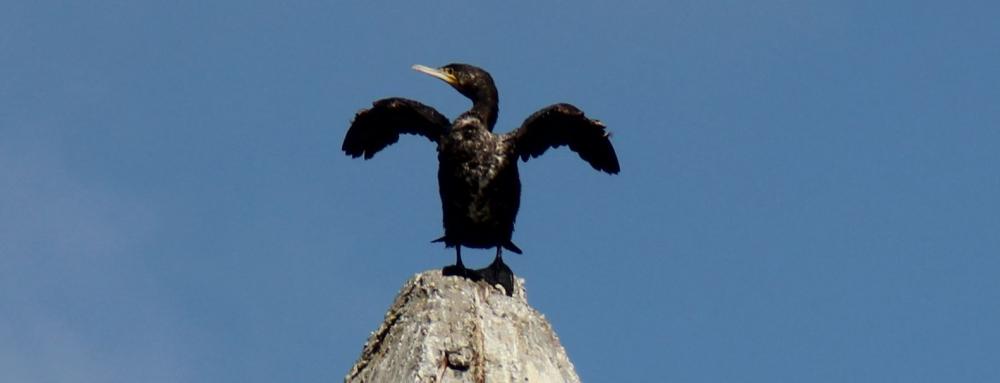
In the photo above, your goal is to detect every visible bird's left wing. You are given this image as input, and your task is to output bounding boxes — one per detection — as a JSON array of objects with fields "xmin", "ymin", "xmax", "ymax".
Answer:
[
  {"xmin": 342, "ymin": 97, "xmax": 450, "ymax": 159},
  {"xmin": 508, "ymin": 103, "xmax": 620, "ymax": 174}
]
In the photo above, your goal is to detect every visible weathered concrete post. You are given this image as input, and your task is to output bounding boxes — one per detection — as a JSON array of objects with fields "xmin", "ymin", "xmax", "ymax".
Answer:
[{"xmin": 345, "ymin": 270, "xmax": 580, "ymax": 383}]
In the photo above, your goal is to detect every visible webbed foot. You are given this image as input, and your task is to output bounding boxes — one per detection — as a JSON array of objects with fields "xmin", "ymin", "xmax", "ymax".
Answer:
[
  {"xmin": 442, "ymin": 264, "xmax": 481, "ymax": 281},
  {"xmin": 476, "ymin": 255, "xmax": 515, "ymax": 296}
]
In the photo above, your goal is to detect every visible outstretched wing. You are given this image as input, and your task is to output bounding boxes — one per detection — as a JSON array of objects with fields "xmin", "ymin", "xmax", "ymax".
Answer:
[
  {"xmin": 342, "ymin": 98, "xmax": 450, "ymax": 159},
  {"xmin": 508, "ymin": 103, "xmax": 620, "ymax": 174}
]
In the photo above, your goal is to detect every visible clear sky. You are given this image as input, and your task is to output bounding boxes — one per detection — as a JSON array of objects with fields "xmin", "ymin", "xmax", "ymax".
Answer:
[{"xmin": 3, "ymin": 1, "xmax": 998, "ymax": 382}]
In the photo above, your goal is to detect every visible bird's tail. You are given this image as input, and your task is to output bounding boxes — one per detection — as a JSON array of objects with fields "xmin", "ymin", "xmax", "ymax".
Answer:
[
  {"xmin": 503, "ymin": 241, "xmax": 523, "ymax": 255},
  {"xmin": 431, "ymin": 236, "xmax": 523, "ymax": 254}
]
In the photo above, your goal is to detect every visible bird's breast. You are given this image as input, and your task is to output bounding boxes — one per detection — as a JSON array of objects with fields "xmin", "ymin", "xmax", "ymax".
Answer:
[{"xmin": 438, "ymin": 125, "xmax": 517, "ymax": 224}]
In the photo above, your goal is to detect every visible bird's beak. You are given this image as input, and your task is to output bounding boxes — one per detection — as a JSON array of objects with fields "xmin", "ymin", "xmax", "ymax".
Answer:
[{"xmin": 412, "ymin": 64, "xmax": 458, "ymax": 85}]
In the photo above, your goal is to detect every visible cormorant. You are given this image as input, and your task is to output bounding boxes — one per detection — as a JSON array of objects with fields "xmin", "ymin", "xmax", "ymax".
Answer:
[{"xmin": 342, "ymin": 63, "xmax": 619, "ymax": 295}]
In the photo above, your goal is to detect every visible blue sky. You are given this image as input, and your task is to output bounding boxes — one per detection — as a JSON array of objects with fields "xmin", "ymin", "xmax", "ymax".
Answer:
[{"xmin": 3, "ymin": 1, "xmax": 998, "ymax": 382}]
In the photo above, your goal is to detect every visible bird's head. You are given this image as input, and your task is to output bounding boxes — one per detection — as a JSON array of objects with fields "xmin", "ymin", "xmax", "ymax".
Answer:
[{"xmin": 412, "ymin": 63, "xmax": 498, "ymax": 105}]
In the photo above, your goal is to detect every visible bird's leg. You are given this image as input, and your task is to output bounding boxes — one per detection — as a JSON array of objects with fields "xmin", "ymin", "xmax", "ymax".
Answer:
[
  {"xmin": 442, "ymin": 247, "xmax": 479, "ymax": 281},
  {"xmin": 475, "ymin": 246, "xmax": 515, "ymax": 296},
  {"xmin": 442, "ymin": 247, "xmax": 463, "ymax": 275}
]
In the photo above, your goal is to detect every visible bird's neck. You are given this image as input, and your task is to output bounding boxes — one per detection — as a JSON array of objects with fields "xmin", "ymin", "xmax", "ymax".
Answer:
[{"xmin": 469, "ymin": 89, "xmax": 499, "ymax": 131}]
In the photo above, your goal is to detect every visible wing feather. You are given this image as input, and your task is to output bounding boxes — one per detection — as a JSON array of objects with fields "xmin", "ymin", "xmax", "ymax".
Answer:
[
  {"xmin": 342, "ymin": 98, "xmax": 449, "ymax": 159},
  {"xmin": 509, "ymin": 103, "xmax": 620, "ymax": 174}
]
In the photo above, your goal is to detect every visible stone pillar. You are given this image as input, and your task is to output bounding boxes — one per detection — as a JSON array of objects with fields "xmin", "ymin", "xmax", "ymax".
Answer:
[{"xmin": 345, "ymin": 270, "xmax": 580, "ymax": 383}]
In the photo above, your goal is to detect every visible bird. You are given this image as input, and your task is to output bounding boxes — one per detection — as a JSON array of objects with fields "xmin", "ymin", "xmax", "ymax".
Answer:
[{"xmin": 342, "ymin": 63, "xmax": 619, "ymax": 295}]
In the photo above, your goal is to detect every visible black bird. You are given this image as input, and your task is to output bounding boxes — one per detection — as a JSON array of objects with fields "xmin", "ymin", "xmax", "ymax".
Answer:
[{"xmin": 342, "ymin": 63, "xmax": 619, "ymax": 295}]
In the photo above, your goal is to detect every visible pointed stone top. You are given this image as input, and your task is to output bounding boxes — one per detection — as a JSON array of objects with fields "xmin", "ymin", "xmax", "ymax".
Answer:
[{"xmin": 346, "ymin": 270, "xmax": 580, "ymax": 383}]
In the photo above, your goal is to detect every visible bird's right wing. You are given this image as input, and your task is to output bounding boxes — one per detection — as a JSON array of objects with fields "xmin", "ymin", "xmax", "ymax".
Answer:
[
  {"xmin": 509, "ymin": 103, "xmax": 620, "ymax": 174},
  {"xmin": 342, "ymin": 98, "xmax": 450, "ymax": 159}
]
